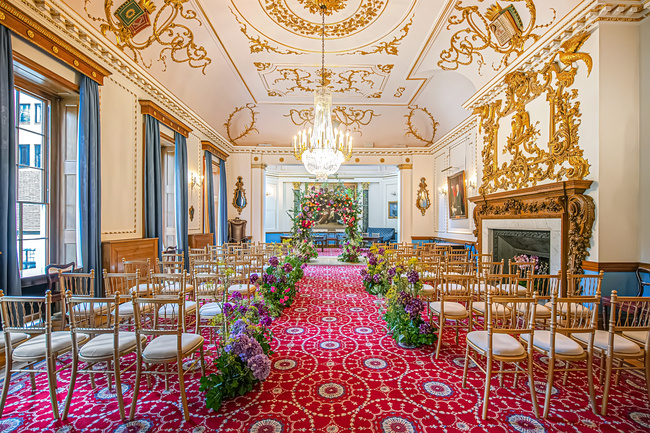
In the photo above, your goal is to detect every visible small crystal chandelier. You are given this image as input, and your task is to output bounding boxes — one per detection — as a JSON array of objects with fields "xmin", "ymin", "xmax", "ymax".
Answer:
[{"xmin": 293, "ymin": 3, "xmax": 352, "ymax": 181}]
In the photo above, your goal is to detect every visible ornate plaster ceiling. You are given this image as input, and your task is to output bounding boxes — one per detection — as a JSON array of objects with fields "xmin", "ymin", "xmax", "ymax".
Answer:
[{"xmin": 71, "ymin": 0, "xmax": 580, "ymax": 148}]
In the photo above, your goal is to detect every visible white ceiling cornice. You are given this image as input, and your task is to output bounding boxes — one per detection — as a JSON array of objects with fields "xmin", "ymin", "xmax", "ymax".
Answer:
[{"xmin": 22, "ymin": 0, "xmax": 233, "ymax": 152}]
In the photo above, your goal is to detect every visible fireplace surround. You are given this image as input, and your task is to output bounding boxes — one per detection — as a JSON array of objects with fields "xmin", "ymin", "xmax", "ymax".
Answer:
[{"xmin": 469, "ymin": 180, "xmax": 595, "ymax": 287}]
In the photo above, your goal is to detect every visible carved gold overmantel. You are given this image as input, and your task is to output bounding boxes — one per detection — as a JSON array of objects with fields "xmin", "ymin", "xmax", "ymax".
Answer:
[{"xmin": 469, "ymin": 179, "xmax": 594, "ymax": 286}]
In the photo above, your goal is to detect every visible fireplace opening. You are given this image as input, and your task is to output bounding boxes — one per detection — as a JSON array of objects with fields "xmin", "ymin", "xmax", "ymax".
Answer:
[{"xmin": 491, "ymin": 229, "xmax": 550, "ymax": 273}]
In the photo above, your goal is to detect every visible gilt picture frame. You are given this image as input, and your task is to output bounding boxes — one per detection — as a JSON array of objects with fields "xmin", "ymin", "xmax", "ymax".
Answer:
[
  {"xmin": 447, "ymin": 171, "xmax": 468, "ymax": 219},
  {"xmin": 388, "ymin": 201, "xmax": 398, "ymax": 219}
]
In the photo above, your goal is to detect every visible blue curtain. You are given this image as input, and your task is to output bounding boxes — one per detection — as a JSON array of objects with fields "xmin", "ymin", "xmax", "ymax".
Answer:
[
  {"xmin": 204, "ymin": 151, "xmax": 216, "ymax": 246},
  {"xmin": 78, "ymin": 76, "xmax": 102, "ymax": 294},
  {"xmin": 144, "ymin": 115, "xmax": 163, "ymax": 259},
  {"xmin": 0, "ymin": 26, "xmax": 20, "ymax": 296},
  {"xmin": 174, "ymin": 133, "xmax": 189, "ymax": 270},
  {"xmin": 219, "ymin": 158, "xmax": 227, "ymax": 245}
]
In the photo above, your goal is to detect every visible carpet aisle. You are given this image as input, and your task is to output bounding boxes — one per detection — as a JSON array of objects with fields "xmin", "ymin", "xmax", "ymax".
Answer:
[{"xmin": 1, "ymin": 265, "xmax": 650, "ymax": 432}]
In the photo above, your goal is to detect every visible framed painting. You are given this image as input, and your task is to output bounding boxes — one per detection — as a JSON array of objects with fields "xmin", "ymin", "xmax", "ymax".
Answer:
[
  {"xmin": 388, "ymin": 201, "xmax": 398, "ymax": 219},
  {"xmin": 447, "ymin": 171, "xmax": 468, "ymax": 219}
]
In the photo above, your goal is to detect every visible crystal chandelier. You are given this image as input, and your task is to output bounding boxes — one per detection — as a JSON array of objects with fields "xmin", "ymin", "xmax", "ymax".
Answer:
[{"xmin": 293, "ymin": 3, "xmax": 352, "ymax": 181}]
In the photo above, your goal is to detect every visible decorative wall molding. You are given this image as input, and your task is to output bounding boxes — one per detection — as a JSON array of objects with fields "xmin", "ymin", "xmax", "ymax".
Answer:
[
  {"xmin": 430, "ymin": 115, "xmax": 477, "ymax": 152},
  {"xmin": 0, "ymin": 0, "xmax": 110, "ymax": 83},
  {"xmin": 582, "ymin": 261, "xmax": 643, "ymax": 273},
  {"xmin": 19, "ymin": 0, "xmax": 232, "ymax": 152},
  {"xmin": 470, "ymin": 179, "xmax": 594, "ymax": 276},
  {"xmin": 228, "ymin": 146, "xmax": 433, "ymax": 156},
  {"xmin": 139, "ymin": 100, "xmax": 192, "ymax": 137},
  {"xmin": 201, "ymin": 140, "xmax": 228, "ymax": 161}
]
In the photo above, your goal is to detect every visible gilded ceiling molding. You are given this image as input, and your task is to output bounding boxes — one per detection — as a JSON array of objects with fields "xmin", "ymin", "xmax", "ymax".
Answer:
[
  {"xmin": 229, "ymin": 146, "xmax": 432, "ymax": 156},
  {"xmin": 224, "ymin": 103, "xmax": 260, "ymax": 144},
  {"xmin": 438, "ymin": 0, "xmax": 556, "ymax": 74},
  {"xmin": 475, "ymin": 32, "xmax": 592, "ymax": 195},
  {"xmin": 231, "ymin": 8, "xmax": 305, "ymax": 55},
  {"xmin": 343, "ymin": 15, "xmax": 413, "ymax": 56},
  {"xmin": 284, "ymin": 106, "xmax": 380, "ymax": 135},
  {"xmin": 394, "ymin": 87, "xmax": 405, "ymax": 98},
  {"xmin": 404, "ymin": 105, "xmax": 439, "ymax": 146},
  {"xmin": 262, "ymin": 0, "xmax": 386, "ymax": 38},
  {"xmin": 84, "ymin": 0, "xmax": 212, "ymax": 73},
  {"xmin": 430, "ymin": 115, "xmax": 477, "ymax": 152},
  {"xmin": 0, "ymin": 0, "xmax": 110, "ymax": 84},
  {"xmin": 298, "ymin": 0, "xmax": 346, "ymax": 16},
  {"xmin": 262, "ymin": 65, "xmax": 388, "ymax": 98}
]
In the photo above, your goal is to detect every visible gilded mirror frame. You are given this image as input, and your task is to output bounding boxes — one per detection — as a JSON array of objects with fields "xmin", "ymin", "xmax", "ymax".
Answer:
[
  {"xmin": 416, "ymin": 177, "xmax": 431, "ymax": 216},
  {"xmin": 232, "ymin": 176, "xmax": 247, "ymax": 215}
]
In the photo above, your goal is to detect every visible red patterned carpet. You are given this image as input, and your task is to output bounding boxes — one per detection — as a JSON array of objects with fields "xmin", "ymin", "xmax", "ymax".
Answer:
[{"xmin": 2, "ymin": 265, "xmax": 650, "ymax": 432}]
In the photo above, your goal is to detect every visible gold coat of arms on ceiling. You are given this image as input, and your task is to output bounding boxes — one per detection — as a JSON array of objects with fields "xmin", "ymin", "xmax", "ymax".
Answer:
[{"xmin": 86, "ymin": 0, "xmax": 212, "ymax": 73}]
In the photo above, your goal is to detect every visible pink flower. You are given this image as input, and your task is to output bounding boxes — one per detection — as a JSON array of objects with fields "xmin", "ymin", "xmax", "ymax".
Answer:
[
  {"xmin": 271, "ymin": 286, "xmax": 276, "ymax": 293},
  {"xmin": 285, "ymin": 288, "xmax": 290, "ymax": 293}
]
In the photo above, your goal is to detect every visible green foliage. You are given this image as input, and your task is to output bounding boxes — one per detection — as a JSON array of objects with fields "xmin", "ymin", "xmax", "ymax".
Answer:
[{"xmin": 200, "ymin": 354, "xmax": 255, "ymax": 412}]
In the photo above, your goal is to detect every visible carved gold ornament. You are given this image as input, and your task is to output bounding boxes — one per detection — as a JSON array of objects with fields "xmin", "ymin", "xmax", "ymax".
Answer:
[
  {"xmin": 285, "ymin": 106, "xmax": 380, "ymax": 134},
  {"xmin": 85, "ymin": 0, "xmax": 212, "ymax": 73},
  {"xmin": 263, "ymin": 0, "xmax": 386, "ymax": 38},
  {"xmin": 438, "ymin": 0, "xmax": 555, "ymax": 74},
  {"xmin": 224, "ymin": 103, "xmax": 260, "ymax": 144},
  {"xmin": 476, "ymin": 32, "xmax": 593, "ymax": 195},
  {"xmin": 262, "ymin": 65, "xmax": 389, "ymax": 97},
  {"xmin": 404, "ymin": 105, "xmax": 439, "ymax": 146},
  {"xmin": 416, "ymin": 177, "xmax": 431, "ymax": 216},
  {"xmin": 394, "ymin": 87, "xmax": 405, "ymax": 98},
  {"xmin": 299, "ymin": 0, "xmax": 346, "ymax": 15},
  {"xmin": 231, "ymin": 9, "xmax": 305, "ymax": 55},
  {"xmin": 344, "ymin": 16, "xmax": 413, "ymax": 56}
]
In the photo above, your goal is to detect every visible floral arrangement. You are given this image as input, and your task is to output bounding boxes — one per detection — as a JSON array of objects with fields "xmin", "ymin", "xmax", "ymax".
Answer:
[
  {"xmin": 360, "ymin": 246, "xmax": 391, "ymax": 296},
  {"xmin": 252, "ymin": 255, "xmax": 306, "ymax": 317},
  {"xmin": 383, "ymin": 258, "xmax": 437, "ymax": 347},
  {"xmin": 291, "ymin": 238, "xmax": 318, "ymax": 261},
  {"xmin": 200, "ymin": 292, "xmax": 273, "ymax": 411},
  {"xmin": 338, "ymin": 237, "xmax": 362, "ymax": 263},
  {"xmin": 512, "ymin": 254, "xmax": 549, "ymax": 275}
]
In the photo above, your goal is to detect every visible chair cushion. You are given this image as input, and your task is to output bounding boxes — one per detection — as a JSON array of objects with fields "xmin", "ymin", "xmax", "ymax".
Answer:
[
  {"xmin": 79, "ymin": 332, "xmax": 145, "ymax": 360},
  {"xmin": 467, "ymin": 331, "xmax": 526, "ymax": 357},
  {"xmin": 521, "ymin": 330, "xmax": 584, "ymax": 356},
  {"xmin": 622, "ymin": 330, "xmax": 648, "ymax": 345},
  {"xmin": 0, "ymin": 332, "xmax": 30, "ymax": 349},
  {"xmin": 228, "ymin": 284, "xmax": 255, "ymax": 295},
  {"xmin": 13, "ymin": 331, "xmax": 89, "ymax": 361},
  {"xmin": 199, "ymin": 303, "xmax": 223, "ymax": 317},
  {"xmin": 69, "ymin": 302, "xmax": 109, "ymax": 316},
  {"xmin": 572, "ymin": 330, "xmax": 643, "ymax": 355},
  {"xmin": 420, "ymin": 284, "xmax": 435, "ymax": 295},
  {"xmin": 158, "ymin": 282, "xmax": 194, "ymax": 294},
  {"xmin": 158, "ymin": 301, "xmax": 197, "ymax": 318},
  {"xmin": 429, "ymin": 301, "xmax": 467, "ymax": 317},
  {"xmin": 129, "ymin": 283, "xmax": 153, "ymax": 294},
  {"xmin": 557, "ymin": 303, "xmax": 590, "ymax": 315},
  {"xmin": 114, "ymin": 301, "xmax": 153, "ymax": 317},
  {"xmin": 142, "ymin": 333, "xmax": 204, "ymax": 361},
  {"xmin": 435, "ymin": 283, "xmax": 466, "ymax": 295},
  {"xmin": 470, "ymin": 283, "xmax": 499, "ymax": 294},
  {"xmin": 472, "ymin": 301, "xmax": 510, "ymax": 315}
]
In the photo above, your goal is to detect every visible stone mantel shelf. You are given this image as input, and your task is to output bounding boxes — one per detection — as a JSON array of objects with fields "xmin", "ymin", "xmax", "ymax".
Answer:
[{"xmin": 469, "ymin": 180, "xmax": 596, "ymax": 287}]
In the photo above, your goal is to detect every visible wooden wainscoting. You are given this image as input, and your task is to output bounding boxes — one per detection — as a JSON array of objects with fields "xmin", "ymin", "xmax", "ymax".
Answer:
[
  {"xmin": 188, "ymin": 233, "xmax": 214, "ymax": 250},
  {"xmin": 101, "ymin": 238, "xmax": 158, "ymax": 273}
]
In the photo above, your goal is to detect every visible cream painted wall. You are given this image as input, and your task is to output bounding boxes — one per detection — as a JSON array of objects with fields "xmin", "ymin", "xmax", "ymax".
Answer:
[{"xmin": 227, "ymin": 153, "xmax": 253, "ymax": 237}]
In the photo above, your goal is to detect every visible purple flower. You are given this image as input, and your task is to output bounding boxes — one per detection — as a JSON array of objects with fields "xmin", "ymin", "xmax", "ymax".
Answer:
[
  {"xmin": 230, "ymin": 319, "xmax": 247, "ymax": 335},
  {"xmin": 363, "ymin": 274, "xmax": 372, "ymax": 283},
  {"xmin": 269, "ymin": 256, "xmax": 279, "ymax": 267},
  {"xmin": 262, "ymin": 273, "xmax": 277, "ymax": 285},
  {"xmin": 407, "ymin": 270, "xmax": 419, "ymax": 284},
  {"xmin": 247, "ymin": 354, "xmax": 271, "ymax": 381},
  {"xmin": 250, "ymin": 273, "xmax": 260, "ymax": 284},
  {"xmin": 260, "ymin": 315, "xmax": 272, "ymax": 327},
  {"xmin": 283, "ymin": 263, "xmax": 293, "ymax": 273},
  {"xmin": 387, "ymin": 267, "xmax": 396, "ymax": 278},
  {"xmin": 301, "ymin": 263, "xmax": 307, "ymax": 270},
  {"xmin": 223, "ymin": 303, "xmax": 234, "ymax": 316},
  {"xmin": 226, "ymin": 333, "xmax": 263, "ymax": 362},
  {"xmin": 229, "ymin": 292, "xmax": 243, "ymax": 301},
  {"xmin": 368, "ymin": 255, "xmax": 377, "ymax": 266},
  {"xmin": 373, "ymin": 274, "xmax": 382, "ymax": 284},
  {"xmin": 419, "ymin": 322, "xmax": 432, "ymax": 335},
  {"xmin": 378, "ymin": 248, "xmax": 385, "ymax": 255},
  {"xmin": 360, "ymin": 269, "xmax": 367, "ymax": 277}
]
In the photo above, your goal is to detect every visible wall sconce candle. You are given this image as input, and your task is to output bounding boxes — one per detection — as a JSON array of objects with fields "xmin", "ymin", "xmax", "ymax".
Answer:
[
  {"xmin": 189, "ymin": 172, "xmax": 204, "ymax": 191},
  {"xmin": 439, "ymin": 185, "xmax": 448, "ymax": 195}
]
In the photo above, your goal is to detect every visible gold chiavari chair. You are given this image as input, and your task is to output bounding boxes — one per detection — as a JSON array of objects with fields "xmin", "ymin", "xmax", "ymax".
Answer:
[
  {"xmin": 122, "ymin": 258, "xmax": 154, "ymax": 296},
  {"xmin": 191, "ymin": 260, "xmax": 220, "ymax": 276},
  {"xmin": 576, "ymin": 291, "xmax": 650, "ymax": 415},
  {"xmin": 158, "ymin": 252, "xmax": 185, "ymax": 274},
  {"xmin": 129, "ymin": 291, "xmax": 206, "ymax": 422},
  {"xmin": 103, "ymin": 270, "xmax": 145, "ymax": 323},
  {"xmin": 526, "ymin": 273, "xmax": 563, "ymax": 327},
  {"xmin": 462, "ymin": 292, "xmax": 540, "ymax": 420},
  {"xmin": 477, "ymin": 260, "xmax": 505, "ymax": 277},
  {"xmin": 59, "ymin": 270, "xmax": 100, "ymax": 329},
  {"xmin": 63, "ymin": 291, "xmax": 146, "ymax": 421},
  {"xmin": 471, "ymin": 252, "xmax": 494, "ymax": 265},
  {"xmin": 430, "ymin": 274, "xmax": 476, "ymax": 359},
  {"xmin": 470, "ymin": 274, "xmax": 518, "ymax": 330},
  {"xmin": 227, "ymin": 260, "xmax": 255, "ymax": 300},
  {"xmin": 0, "ymin": 291, "xmax": 89, "ymax": 419},
  {"xmin": 194, "ymin": 272, "xmax": 226, "ymax": 344},
  {"xmin": 448, "ymin": 248, "xmax": 470, "ymax": 262},
  {"xmin": 444, "ymin": 260, "xmax": 475, "ymax": 276},
  {"xmin": 508, "ymin": 259, "xmax": 537, "ymax": 277},
  {"xmin": 151, "ymin": 272, "xmax": 196, "ymax": 332},
  {"xmin": 521, "ymin": 285, "xmax": 598, "ymax": 418}
]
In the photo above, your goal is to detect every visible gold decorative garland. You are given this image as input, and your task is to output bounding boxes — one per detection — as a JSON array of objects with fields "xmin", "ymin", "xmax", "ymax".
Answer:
[
  {"xmin": 476, "ymin": 32, "xmax": 592, "ymax": 195},
  {"xmin": 231, "ymin": 9, "xmax": 305, "ymax": 55},
  {"xmin": 224, "ymin": 103, "xmax": 260, "ymax": 144},
  {"xmin": 404, "ymin": 105, "xmax": 439, "ymax": 145},
  {"xmin": 265, "ymin": 66, "xmax": 387, "ymax": 97},
  {"xmin": 344, "ymin": 16, "xmax": 413, "ymax": 56},
  {"xmin": 85, "ymin": 0, "xmax": 212, "ymax": 73},
  {"xmin": 284, "ymin": 106, "xmax": 380, "ymax": 135},
  {"xmin": 438, "ymin": 0, "xmax": 555, "ymax": 74}
]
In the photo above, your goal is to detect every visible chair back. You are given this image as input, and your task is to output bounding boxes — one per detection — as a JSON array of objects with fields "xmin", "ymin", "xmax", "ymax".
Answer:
[
  {"xmin": 192, "ymin": 260, "xmax": 220, "ymax": 275},
  {"xmin": 607, "ymin": 291, "xmax": 650, "ymax": 349},
  {"xmin": 636, "ymin": 267, "xmax": 650, "ymax": 297},
  {"xmin": 194, "ymin": 273, "xmax": 224, "ymax": 303},
  {"xmin": 549, "ymin": 285, "xmax": 600, "ymax": 335},
  {"xmin": 508, "ymin": 259, "xmax": 537, "ymax": 277},
  {"xmin": 567, "ymin": 271, "xmax": 603, "ymax": 297},
  {"xmin": 0, "ymin": 291, "xmax": 54, "ymax": 339},
  {"xmin": 151, "ymin": 272, "xmax": 187, "ymax": 297},
  {"xmin": 45, "ymin": 262, "xmax": 75, "ymax": 293},
  {"xmin": 448, "ymin": 248, "xmax": 470, "ymax": 262},
  {"xmin": 439, "ymin": 274, "xmax": 475, "ymax": 303},
  {"xmin": 59, "ymin": 270, "xmax": 95, "ymax": 297},
  {"xmin": 122, "ymin": 258, "xmax": 152, "ymax": 277},
  {"xmin": 158, "ymin": 252, "xmax": 184, "ymax": 274},
  {"xmin": 103, "ymin": 270, "xmax": 140, "ymax": 297},
  {"xmin": 444, "ymin": 260, "xmax": 475, "ymax": 275},
  {"xmin": 66, "ymin": 291, "xmax": 120, "ymax": 335},
  {"xmin": 132, "ymin": 292, "xmax": 183, "ymax": 336},
  {"xmin": 228, "ymin": 217, "xmax": 248, "ymax": 243},
  {"xmin": 477, "ymin": 260, "xmax": 505, "ymax": 276},
  {"xmin": 486, "ymin": 293, "xmax": 537, "ymax": 337}
]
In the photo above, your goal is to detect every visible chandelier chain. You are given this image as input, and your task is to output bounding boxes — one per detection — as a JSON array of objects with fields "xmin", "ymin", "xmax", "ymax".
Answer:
[{"xmin": 321, "ymin": 5, "xmax": 325, "ymax": 87}]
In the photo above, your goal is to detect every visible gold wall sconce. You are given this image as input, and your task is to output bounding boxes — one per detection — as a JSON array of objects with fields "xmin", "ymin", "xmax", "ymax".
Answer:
[
  {"xmin": 232, "ymin": 176, "xmax": 247, "ymax": 215},
  {"xmin": 189, "ymin": 172, "xmax": 203, "ymax": 191},
  {"xmin": 439, "ymin": 184, "xmax": 448, "ymax": 196},
  {"xmin": 416, "ymin": 177, "xmax": 431, "ymax": 216}
]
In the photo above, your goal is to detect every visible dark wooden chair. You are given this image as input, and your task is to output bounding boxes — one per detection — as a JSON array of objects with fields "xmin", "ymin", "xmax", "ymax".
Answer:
[
  {"xmin": 228, "ymin": 217, "xmax": 248, "ymax": 244},
  {"xmin": 44, "ymin": 262, "xmax": 75, "ymax": 330}
]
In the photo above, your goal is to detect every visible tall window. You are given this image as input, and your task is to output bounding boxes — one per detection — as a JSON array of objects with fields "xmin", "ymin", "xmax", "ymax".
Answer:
[
  {"xmin": 161, "ymin": 141, "xmax": 176, "ymax": 249},
  {"xmin": 15, "ymin": 90, "xmax": 48, "ymax": 275},
  {"xmin": 212, "ymin": 161, "xmax": 220, "ymax": 243},
  {"xmin": 14, "ymin": 84, "xmax": 78, "ymax": 277}
]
